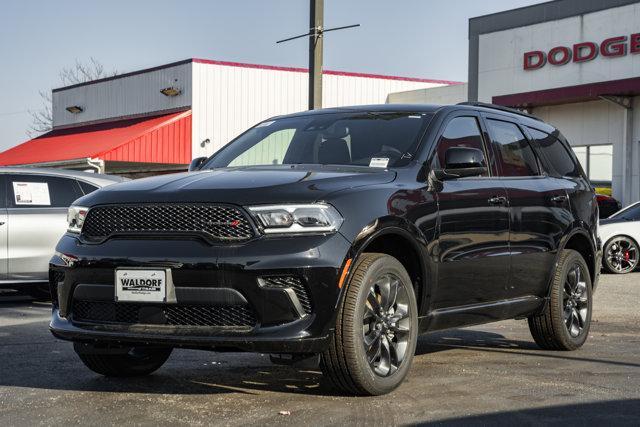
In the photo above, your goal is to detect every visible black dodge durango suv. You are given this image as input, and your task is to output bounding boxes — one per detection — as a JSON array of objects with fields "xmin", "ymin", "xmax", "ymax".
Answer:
[{"xmin": 50, "ymin": 103, "xmax": 600, "ymax": 395}]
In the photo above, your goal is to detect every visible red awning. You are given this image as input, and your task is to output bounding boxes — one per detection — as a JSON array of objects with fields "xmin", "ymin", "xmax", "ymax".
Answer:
[
  {"xmin": 0, "ymin": 110, "xmax": 192, "ymax": 166},
  {"xmin": 492, "ymin": 77, "xmax": 640, "ymax": 108}
]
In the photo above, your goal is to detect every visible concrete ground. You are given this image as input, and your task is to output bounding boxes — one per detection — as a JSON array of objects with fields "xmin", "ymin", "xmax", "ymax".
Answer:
[{"xmin": 0, "ymin": 273, "xmax": 639, "ymax": 426}]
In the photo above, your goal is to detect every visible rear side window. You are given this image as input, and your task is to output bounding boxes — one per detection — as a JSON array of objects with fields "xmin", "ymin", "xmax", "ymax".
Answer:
[
  {"xmin": 78, "ymin": 180, "xmax": 99, "ymax": 195},
  {"xmin": 527, "ymin": 127, "xmax": 581, "ymax": 178},
  {"xmin": 8, "ymin": 174, "xmax": 83, "ymax": 208},
  {"xmin": 486, "ymin": 119, "xmax": 539, "ymax": 177},
  {"xmin": 611, "ymin": 203, "xmax": 640, "ymax": 221},
  {"xmin": 434, "ymin": 116, "xmax": 488, "ymax": 176}
]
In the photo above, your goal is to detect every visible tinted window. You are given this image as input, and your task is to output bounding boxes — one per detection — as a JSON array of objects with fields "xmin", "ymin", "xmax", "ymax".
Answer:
[
  {"xmin": 487, "ymin": 120, "xmax": 539, "ymax": 177},
  {"xmin": 78, "ymin": 180, "xmax": 99, "ymax": 195},
  {"xmin": 8, "ymin": 174, "xmax": 83, "ymax": 208},
  {"xmin": 434, "ymin": 116, "xmax": 487, "ymax": 176},
  {"xmin": 527, "ymin": 127, "xmax": 581, "ymax": 177},
  {"xmin": 611, "ymin": 203, "xmax": 640, "ymax": 221}
]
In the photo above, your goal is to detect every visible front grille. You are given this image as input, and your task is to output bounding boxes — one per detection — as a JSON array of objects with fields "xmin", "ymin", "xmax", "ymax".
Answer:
[
  {"xmin": 49, "ymin": 270, "xmax": 64, "ymax": 308},
  {"xmin": 81, "ymin": 204, "xmax": 254, "ymax": 242},
  {"xmin": 72, "ymin": 300, "xmax": 257, "ymax": 328},
  {"xmin": 260, "ymin": 276, "xmax": 312, "ymax": 315}
]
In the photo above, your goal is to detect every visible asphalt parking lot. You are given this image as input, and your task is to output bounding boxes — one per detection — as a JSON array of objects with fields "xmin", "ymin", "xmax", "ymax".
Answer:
[{"xmin": 1, "ymin": 273, "xmax": 639, "ymax": 426}]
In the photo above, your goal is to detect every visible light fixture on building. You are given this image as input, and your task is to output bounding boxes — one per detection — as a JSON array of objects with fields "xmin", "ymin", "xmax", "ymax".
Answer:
[
  {"xmin": 160, "ymin": 87, "xmax": 181, "ymax": 97},
  {"xmin": 66, "ymin": 105, "xmax": 83, "ymax": 114},
  {"xmin": 200, "ymin": 138, "xmax": 210, "ymax": 148}
]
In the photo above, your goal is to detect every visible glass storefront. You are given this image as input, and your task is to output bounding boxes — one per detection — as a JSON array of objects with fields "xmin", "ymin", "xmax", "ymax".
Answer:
[{"xmin": 572, "ymin": 144, "xmax": 613, "ymax": 182}]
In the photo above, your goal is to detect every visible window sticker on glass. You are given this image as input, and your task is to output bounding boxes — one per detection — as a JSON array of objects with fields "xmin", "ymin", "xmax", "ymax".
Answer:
[
  {"xmin": 369, "ymin": 157, "xmax": 389, "ymax": 168},
  {"xmin": 13, "ymin": 182, "xmax": 51, "ymax": 205},
  {"xmin": 256, "ymin": 121, "xmax": 275, "ymax": 128}
]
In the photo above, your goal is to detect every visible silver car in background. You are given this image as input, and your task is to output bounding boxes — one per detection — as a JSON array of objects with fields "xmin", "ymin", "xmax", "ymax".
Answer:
[{"xmin": 0, "ymin": 167, "xmax": 125, "ymax": 298}]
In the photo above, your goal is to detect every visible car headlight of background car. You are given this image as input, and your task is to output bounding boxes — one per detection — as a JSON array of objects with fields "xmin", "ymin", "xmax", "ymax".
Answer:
[
  {"xmin": 67, "ymin": 206, "xmax": 88, "ymax": 233},
  {"xmin": 247, "ymin": 204, "xmax": 343, "ymax": 234}
]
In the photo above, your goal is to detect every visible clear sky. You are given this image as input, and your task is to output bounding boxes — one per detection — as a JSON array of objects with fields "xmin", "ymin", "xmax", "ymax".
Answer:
[{"xmin": 0, "ymin": 0, "xmax": 545, "ymax": 151}]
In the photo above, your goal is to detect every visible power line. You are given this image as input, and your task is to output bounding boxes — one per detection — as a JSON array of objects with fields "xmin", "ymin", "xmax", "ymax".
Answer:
[{"xmin": 276, "ymin": 0, "xmax": 360, "ymax": 110}]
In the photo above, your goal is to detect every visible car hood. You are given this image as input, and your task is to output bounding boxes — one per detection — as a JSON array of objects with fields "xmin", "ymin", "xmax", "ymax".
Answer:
[{"xmin": 78, "ymin": 165, "xmax": 397, "ymax": 206}]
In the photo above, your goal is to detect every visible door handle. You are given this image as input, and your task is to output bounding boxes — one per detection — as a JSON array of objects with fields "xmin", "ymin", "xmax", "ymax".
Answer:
[
  {"xmin": 488, "ymin": 196, "xmax": 507, "ymax": 205},
  {"xmin": 551, "ymin": 195, "xmax": 568, "ymax": 204}
]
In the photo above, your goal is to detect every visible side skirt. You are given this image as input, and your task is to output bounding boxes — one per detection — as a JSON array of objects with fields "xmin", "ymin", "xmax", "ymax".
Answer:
[{"xmin": 418, "ymin": 295, "xmax": 545, "ymax": 333}]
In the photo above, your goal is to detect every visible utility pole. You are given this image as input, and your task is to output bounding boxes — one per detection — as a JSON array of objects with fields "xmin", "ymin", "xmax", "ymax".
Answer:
[
  {"xmin": 308, "ymin": 0, "xmax": 323, "ymax": 110},
  {"xmin": 277, "ymin": 1, "xmax": 359, "ymax": 110}
]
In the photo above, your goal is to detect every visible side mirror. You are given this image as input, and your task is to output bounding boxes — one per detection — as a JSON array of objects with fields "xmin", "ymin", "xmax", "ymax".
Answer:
[
  {"xmin": 434, "ymin": 147, "xmax": 488, "ymax": 180},
  {"xmin": 188, "ymin": 156, "xmax": 207, "ymax": 172}
]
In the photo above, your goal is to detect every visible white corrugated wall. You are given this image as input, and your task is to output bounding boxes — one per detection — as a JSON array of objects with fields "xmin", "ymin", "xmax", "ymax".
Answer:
[
  {"xmin": 191, "ymin": 62, "xmax": 448, "ymax": 157},
  {"xmin": 52, "ymin": 62, "xmax": 192, "ymax": 128},
  {"xmin": 191, "ymin": 62, "xmax": 307, "ymax": 157}
]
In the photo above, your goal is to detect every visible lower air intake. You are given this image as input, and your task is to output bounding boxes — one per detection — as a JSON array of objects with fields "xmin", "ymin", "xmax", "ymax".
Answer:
[{"xmin": 72, "ymin": 300, "xmax": 257, "ymax": 329}]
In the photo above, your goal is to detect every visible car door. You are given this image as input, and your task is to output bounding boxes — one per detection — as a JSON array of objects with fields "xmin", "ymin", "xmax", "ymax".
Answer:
[
  {"xmin": 6, "ymin": 174, "xmax": 83, "ymax": 281},
  {"xmin": 0, "ymin": 175, "xmax": 8, "ymax": 280},
  {"xmin": 431, "ymin": 113, "xmax": 510, "ymax": 310},
  {"xmin": 483, "ymin": 115, "xmax": 572, "ymax": 299}
]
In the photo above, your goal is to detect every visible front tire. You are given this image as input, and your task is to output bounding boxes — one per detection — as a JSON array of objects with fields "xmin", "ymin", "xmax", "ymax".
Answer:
[
  {"xmin": 603, "ymin": 236, "xmax": 639, "ymax": 274},
  {"xmin": 321, "ymin": 253, "xmax": 418, "ymax": 396},
  {"xmin": 74, "ymin": 343, "xmax": 172, "ymax": 377},
  {"xmin": 528, "ymin": 249, "xmax": 592, "ymax": 351}
]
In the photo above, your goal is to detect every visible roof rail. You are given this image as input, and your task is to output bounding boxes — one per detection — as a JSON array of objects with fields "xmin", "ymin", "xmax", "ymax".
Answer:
[{"xmin": 457, "ymin": 102, "xmax": 543, "ymax": 122}]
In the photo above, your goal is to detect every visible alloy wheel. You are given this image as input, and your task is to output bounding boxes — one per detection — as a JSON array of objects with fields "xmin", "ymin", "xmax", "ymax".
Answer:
[
  {"xmin": 563, "ymin": 264, "xmax": 589, "ymax": 338},
  {"xmin": 362, "ymin": 273, "xmax": 412, "ymax": 377},
  {"xmin": 606, "ymin": 237, "xmax": 639, "ymax": 274}
]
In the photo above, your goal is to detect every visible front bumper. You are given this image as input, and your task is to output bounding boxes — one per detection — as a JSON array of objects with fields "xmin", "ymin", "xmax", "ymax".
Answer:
[{"xmin": 49, "ymin": 232, "xmax": 352, "ymax": 353}]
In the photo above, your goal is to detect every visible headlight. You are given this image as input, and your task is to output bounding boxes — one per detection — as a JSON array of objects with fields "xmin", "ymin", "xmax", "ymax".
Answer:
[
  {"xmin": 247, "ymin": 204, "xmax": 343, "ymax": 234},
  {"xmin": 67, "ymin": 206, "xmax": 88, "ymax": 233}
]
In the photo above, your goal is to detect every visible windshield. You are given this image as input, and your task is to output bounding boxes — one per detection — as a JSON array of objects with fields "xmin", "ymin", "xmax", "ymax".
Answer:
[{"xmin": 203, "ymin": 112, "xmax": 433, "ymax": 169}]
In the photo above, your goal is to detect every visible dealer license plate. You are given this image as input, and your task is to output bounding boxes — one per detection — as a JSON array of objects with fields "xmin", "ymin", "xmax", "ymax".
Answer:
[{"xmin": 115, "ymin": 269, "xmax": 166, "ymax": 303}]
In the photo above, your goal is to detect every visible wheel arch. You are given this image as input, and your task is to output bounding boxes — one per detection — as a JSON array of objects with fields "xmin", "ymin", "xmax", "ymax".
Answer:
[
  {"xmin": 343, "ymin": 219, "xmax": 431, "ymax": 316},
  {"xmin": 560, "ymin": 229, "xmax": 597, "ymax": 285}
]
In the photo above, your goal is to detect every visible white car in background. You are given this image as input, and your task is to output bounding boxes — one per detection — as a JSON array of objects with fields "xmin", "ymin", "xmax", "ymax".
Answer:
[
  {"xmin": 0, "ymin": 168, "xmax": 125, "ymax": 298},
  {"xmin": 600, "ymin": 201, "xmax": 640, "ymax": 274}
]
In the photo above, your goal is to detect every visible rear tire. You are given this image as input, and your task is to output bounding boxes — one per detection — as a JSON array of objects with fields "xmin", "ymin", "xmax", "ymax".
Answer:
[
  {"xmin": 321, "ymin": 253, "xmax": 418, "ymax": 396},
  {"xmin": 528, "ymin": 249, "xmax": 592, "ymax": 351},
  {"xmin": 74, "ymin": 343, "xmax": 172, "ymax": 377}
]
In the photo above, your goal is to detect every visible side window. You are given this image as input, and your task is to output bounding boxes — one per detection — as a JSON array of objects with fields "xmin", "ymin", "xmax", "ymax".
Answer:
[
  {"xmin": 613, "ymin": 204, "xmax": 640, "ymax": 221},
  {"xmin": 434, "ymin": 116, "xmax": 488, "ymax": 176},
  {"xmin": 78, "ymin": 180, "xmax": 99, "ymax": 195},
  {"xmin": 527, "ymin": 127, "xmax": 581, "ymax": 178},
  {"xmin": 228, "ymin": 128, "xmax": 296, "ymax": 167},
  {"xmin": 8, "ymin": 174, "xmax": 83, "ymax": 208},
  {"xmin": 486, "ymin": 119, "xmax": 539, "ymax": 177}
]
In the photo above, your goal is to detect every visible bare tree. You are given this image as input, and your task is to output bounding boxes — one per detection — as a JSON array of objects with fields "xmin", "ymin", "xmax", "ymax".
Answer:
[{"xmin": 28, "ymin": 58, "xmax": 117, "ymax": 137}]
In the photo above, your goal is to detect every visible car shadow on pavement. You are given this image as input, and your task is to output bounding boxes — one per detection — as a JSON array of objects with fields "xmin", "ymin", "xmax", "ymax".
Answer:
[
  {"xmin": 416, "ymin": 328, "xmax": 640, "ymax": 369},
  {"xmin": 416, "ymin": 328, "xmax": 540, "ymax": 355},
  {"xmin": 413, "ymin": 398, "xmax": 640, "ymax": 425},
  {"xmin": 2, "ymin": 300, "xmax": 638, "ymax": 397}
]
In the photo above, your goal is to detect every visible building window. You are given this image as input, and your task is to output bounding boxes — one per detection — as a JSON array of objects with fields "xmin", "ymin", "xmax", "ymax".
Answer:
[{"xmin": 572, "ymin": 144, "xmax": 613, "ymax": 182}]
